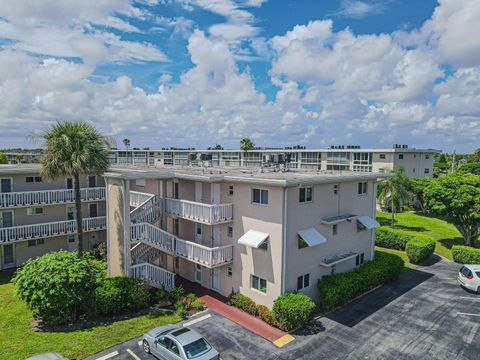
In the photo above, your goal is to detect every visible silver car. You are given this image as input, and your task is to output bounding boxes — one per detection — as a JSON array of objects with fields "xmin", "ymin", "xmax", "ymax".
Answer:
[
  {"xmin": 142, "ymin": 325, "xmax": 220, "ymax": 360},
  {"xmin": 458, "ymin": 265, "xmax": 480, "ymax": 293}
]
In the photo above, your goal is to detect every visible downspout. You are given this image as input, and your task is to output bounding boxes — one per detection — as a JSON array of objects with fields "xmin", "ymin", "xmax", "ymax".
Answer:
[
  {"xmin": 281, "ymin": 187, "xmax": 288, "ymax": 294},
  {"xmin": 105, "ymin": 177, "xmax": 110, "ymax": 276},
  {"xmin": 371, "ymin": 181, "xmax": 377, "ymax": 260}
]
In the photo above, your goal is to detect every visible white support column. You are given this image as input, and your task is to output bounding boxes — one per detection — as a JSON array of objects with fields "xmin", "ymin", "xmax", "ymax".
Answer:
[{"xmin": 122, "ymin": 178, "xmax": 131, "ymax": 275}]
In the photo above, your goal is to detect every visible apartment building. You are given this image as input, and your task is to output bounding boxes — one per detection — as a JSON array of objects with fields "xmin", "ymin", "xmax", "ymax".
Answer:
[
  {"xmin": 0, "ymin": 165, "xmax": 107, "ymax": 270},
  {"xmin": 108, "ymin": 145, "xmax": 440, "ymax": 178},
  {"xmin": 105, "ymin": 165, "xmax": 385, "ymax": 306}
]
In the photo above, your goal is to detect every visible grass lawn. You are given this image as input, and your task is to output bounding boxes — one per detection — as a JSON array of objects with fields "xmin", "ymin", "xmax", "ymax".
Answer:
[
  {"xmin": 375, "ymin": 246, "xmax": 416, "ymax": 271},
  {"xmin": 376, "ymin": 211, "xmax": 464, "ymax": 260},
  {"xmin": 0, "ymin": 273, "xmax": 180, "ymax": 360}
]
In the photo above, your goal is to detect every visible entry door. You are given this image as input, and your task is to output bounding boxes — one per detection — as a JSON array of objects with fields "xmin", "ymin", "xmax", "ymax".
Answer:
[
  {"xmin": 212, "ymin": 225, "xmax": 220, "ymax": 247},
  {"xmin": 212, "ymin": 184, "xmax": 220, "ymax": 204},
  {"xmin": 211, "ymin": 268, "xmax": 220, "ymax": 292},
  {"xmin": 2, "ymin": 244, "xmax": 15, "ymax": 269},
  {"xmin": 0, "ymin": 211, "xmax": 13, "ymax": 228},
  {"xmin": 195, "ymin": 182, "xmax": 202, "ymax": 202},
  {"xmin": 89, "ymin": 203, "xmax": 98, "ymax": 218},
  {"xmin": 66, "ymin": 178, "xmax": 73, "ymax": 189},
  {"xmin": 195, "ymin": 264, "xmax": 202, "ymax": 283},
  {"xmin": 88, "ymin": 175, "xmax": 96, "ymax": 188},
  {"xmin": 67, "ymin": 236, "xmax": 76, "ymax": 252},
  {"xmin": 195, "ymin": 223, "xmax": 202, "ymax": 243},
  {"xmin": 0, "ymin": 178, "xmax": 12, "ymax": 193}
]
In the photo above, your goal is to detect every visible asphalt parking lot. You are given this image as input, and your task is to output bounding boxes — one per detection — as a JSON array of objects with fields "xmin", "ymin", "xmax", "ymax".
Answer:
[{"xmin": 87, "ymin": 258, "xmax": 480, "ymax": 360}]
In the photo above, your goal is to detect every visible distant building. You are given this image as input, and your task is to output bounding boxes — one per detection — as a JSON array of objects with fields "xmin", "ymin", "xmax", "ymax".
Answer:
[{"xmin": 109, "ymin": 144, "xmax": 440, "ymax": 178}]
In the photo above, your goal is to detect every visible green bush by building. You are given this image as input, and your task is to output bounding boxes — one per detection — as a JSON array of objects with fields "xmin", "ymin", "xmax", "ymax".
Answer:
[
  {"xmin": 405, "ymin": 238, "xmax": 436, "ymax": 263},
  {"xmin": 452, "ymin": 246, "xmax": 480, "ymax": 264}
]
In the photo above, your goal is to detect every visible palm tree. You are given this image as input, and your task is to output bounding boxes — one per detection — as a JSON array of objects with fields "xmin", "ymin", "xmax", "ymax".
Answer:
[
  {"xmin": 123, "ymin": 138, "xmax": 131, "ymax": 164},
  {"xmin": 240, "ymin": 138, "xmax": 254, "ymax": 151},
  {"xmin": 377, "ymin": 167, "xmax": 411, "ymax": 226},
  {"xmin": 40, "ymin": 121, "xmax": 110, "ymax": 258}
]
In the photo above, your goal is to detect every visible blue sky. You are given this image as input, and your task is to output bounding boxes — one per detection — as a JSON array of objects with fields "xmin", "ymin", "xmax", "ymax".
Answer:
[{"xmin": 0, "ymin": 0, "xmax": 478, "ymax": 152}]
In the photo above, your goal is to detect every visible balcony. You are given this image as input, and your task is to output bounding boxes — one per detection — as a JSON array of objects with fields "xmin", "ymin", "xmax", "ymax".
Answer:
[
  {"xmin": 0, "ymin": 216, "xmax": 106, "ymax": 243},
  {"xmin": 130, "ymin": 191, "xmax": 154, "ymax": 208},
  {"xmin": 0, "ymin": 187, "xmax": 105, "ymax": 208},
  {"xmin": 131, "ymin": 223, "xmax": 233, "ymax": 268},
  {"xmin": 165, "ymin": 198, "xmax": 233, "ymax": 224},
  {"xmin": 131, "ymin": 262, "xmax": 176, "ymax": 291}
]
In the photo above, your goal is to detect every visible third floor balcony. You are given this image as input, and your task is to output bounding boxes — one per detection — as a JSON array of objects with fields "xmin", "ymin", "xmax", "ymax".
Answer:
[
  {"xmin": 0, "ymin": 187, "xmax": 105, "ymax": 208},
  {"xmin": 165, "ymin": 198, "xmax": 233, "ymax": 225}
]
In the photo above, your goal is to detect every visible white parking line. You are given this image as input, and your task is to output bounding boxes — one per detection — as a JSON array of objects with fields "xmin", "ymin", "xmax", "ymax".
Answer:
[
  {"xmin": 457, "ymin": 312, "xmax": 480, "ymax": 317},
  {"xmin": 458, "ymin": 296, "xmax": 480, "ymax": 300},
  {"xmin": 183, "ymin": 313, "xmax": 212, "ymax": 327},
  {"xmin": 126, "ymin": 348, "xmax": 141, "ymax": 360},
  {"xmin": 96, "ymin": 351, "xmax": 119, "ymax": 360}
]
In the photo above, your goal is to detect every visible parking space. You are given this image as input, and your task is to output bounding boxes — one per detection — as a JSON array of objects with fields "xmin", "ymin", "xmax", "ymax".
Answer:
[{"xmin": 87, "ymin": 259, "xmax": 480, "ymax": 360}]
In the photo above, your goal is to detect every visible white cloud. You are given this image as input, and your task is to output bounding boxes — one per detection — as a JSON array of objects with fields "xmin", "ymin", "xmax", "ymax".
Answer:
[{"xmin": 331, "ymin": 0, "xmax": 386, "ymax": 19}]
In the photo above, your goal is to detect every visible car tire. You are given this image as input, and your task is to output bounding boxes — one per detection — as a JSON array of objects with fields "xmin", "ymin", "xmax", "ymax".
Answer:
[
  {"xmin": 143, "ymin": 340, "xmax": 150, "ymax": 354},
  {"xmin": 477, "ymin": 286, "xmax": 480, "ymax": 295}
]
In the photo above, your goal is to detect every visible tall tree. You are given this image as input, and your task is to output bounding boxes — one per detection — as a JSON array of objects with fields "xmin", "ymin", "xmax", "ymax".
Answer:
[
  {"xmin": 409, "ymin": 177, "xmax": 432, "ymax": 214},
  {"xmin": 377, "ymin": 167, "xmax": 411, "ymax": 226},
  {"xmin": 424, "ymin": 173, "xmax": 480, "ymax": 247},
  {"xmin": 123, "ymin": 138, "xmax": 130, "ymax": 151},
  {"xmin": 40, "ymin": 121, "xmax": 110, "ymax": 258},
  {"xmin": 240, "ymin": 138, "xmax": 254, "ymax": 151}
]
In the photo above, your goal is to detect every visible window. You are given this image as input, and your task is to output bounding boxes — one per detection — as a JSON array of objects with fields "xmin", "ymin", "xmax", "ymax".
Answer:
[
  {"xmin": 26, "ymin": 238, "xmax": 45, "ymax": 247},
  {"xmin": 89, "ymin": 204, "xmax": 97, "ymax": 218},
  {"xmin": 356, "ymin": 253, "xmax": 365, "ymax": 266},
  {"xmin": 299, "ymin": 187, "xmax": 313, "ymax": 203},
  {"xmin": 398, "ymin": 154, "xmax": 404, "ymax": 160},
  {"xmin": 413, "ymin": 168, "xmax": 415, "ymax": 173},
  {"xmin": 173, "ymin": 182, "xmax": 179, "ymax": 199},
  {"xmin": 358, "ymin": 182, "xmax": 367, "ymax": 195},
  {"xmin": 67, "ymin": 206, "xmax": 75, "ymax": 220},
  {"xmin": 227, "ymin": 226, "xmax": 233, "ymax": 238},
  {"xmin": 332, "ymin": 224, "xmax": 337, "ymax": 236},
  {"xmin": 333, "ymin": 184, "xmax": 339, "ymax": 195},
  {"xmin": 356, "ymin": 220, "xmax": 366, "ymax": 232},
  {"xmin": 173, "ymin": 218, "xmax": 179, "ymax": 236},
  {"xmin": 424, "ymin": 168, "xmax": 430, "ymax": 174},
  {"xmin": 227, "ymin": 266, "xmax": 233, "ymax": 277},
  {"xmin": 158, "ymin": 337, "xmax": 180, "ymax": 356},
  {"xmin": 297, "ymin": 274, "xmax": 310, "ymax": 290},
  {"xmin": 183, "ymin": 338, "xmax": 212, "ymax": 359},
  {"xmin": 135, "ymin": 179, "xmax": 146, "ymax": 187},
  {"xmin": 379, "ymin": 154, "xmax": 386, "ymax": 160},
  {"xmin": 425, "ymin": 154, "xmax": 430, "ymax": 159},
  {"xmin": 196, "ymin": 223, "xmax": 202, "ymax": 235},
  {"xmin": 174, "ymin": 256, "xmax": 179, "ymax": 270},
  {"xmin": 27, "ymin": 207, "xmax": 44, "ymax": 215},
  {"xmin": 228, "ymin": 185, "xmax": 234, "ymax": 196},
  {"xmin": 36, "ymin": 238, "xmax": 44, "ymax": 245},
  {"xmin": 251, "ymin": 275, "xmax": 267, "ymax": 293},
  {"xmin": 88, "ymin": 175, "xmax": 96, "ymax": 188},
  {"xmin": 252, "ymin": 188, "xmax": 268, "ymax": 205},
  {"xmin": 298, "ymin": 235, "xmax": 309, "ymax": 249},
  {"xmin": 26, "ymin": 176, "xmax": 42, "ymax": 183},
  {"xmin": 28, "ymin": 240, "xmax": 36, "ymax": 247}
]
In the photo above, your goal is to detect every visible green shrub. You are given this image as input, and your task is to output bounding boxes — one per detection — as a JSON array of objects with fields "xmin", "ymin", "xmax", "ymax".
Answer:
[
  {"xmin": 375, "ymin": 227, "xmax": 414, "ymax": 250},
  {"xmin": 257, "ymin": 304, "xmax": 277, "ymax": 326},
  {"xmin": 12, "ymin": 251, "xmax": 105, "ymax": 324},
  {"xmin": 272, "ymin": 292, "xmax": 316, "ymax": 331},
  {"xmin": 452, "ymin": 246, "xmax": 480, "ymax": 264},
  {"xmin": 317, "ymin": 251, "xmax": 404, "ymax": 312},
  {"xmin": 405, "ymin": 238, "xmax": 435, "ymax": 263},
  {"xmin": 191, "ymin": 298, "xmax": 205, "ymax": 311},
  {"xmin": 169, "ymin": 286, "xmax": 184, "ymax": 304},
  {"xmin": 228, "ymin": 293, "xmax": 258, "ymax": 315},
  {"xmin": 175, "ymin": 302, "xmax": 187, "ymax": 319},
  {"xmin": 89, "ymin": 276, "xmax": 154, "ymax": 316}
]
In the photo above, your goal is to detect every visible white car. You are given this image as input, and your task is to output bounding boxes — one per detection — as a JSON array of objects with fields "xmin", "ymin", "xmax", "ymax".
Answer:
[{"xmin": 458, "ymin": 265, "xmax": 480, "ymax": 294}]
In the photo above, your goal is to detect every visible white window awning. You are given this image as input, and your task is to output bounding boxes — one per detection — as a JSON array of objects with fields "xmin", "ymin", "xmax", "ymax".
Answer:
[
  {"xmin": 297, "ymin": 227, "xmax": 327, "ymax": 247},
  {"xmin": 238, "ymin": 230, "xmax": 269, "ymax": 248},
  {"xmin": 355, "ymin": 216, "xmax": 380, "ymax": 229}
]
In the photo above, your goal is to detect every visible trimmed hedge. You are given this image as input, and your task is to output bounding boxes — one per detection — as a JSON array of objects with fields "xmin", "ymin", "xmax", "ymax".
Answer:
[
  {"xmin": 375, "ymin": 227, "xmax": 414, "ymax": 250},
  {"xmin": 317, "ymin": 251, "xmax": 404, "ymax": 312},
  {"xmin": 272, "ymin": 292, "xmax": 316, "ymax": 331},
  {"xmin": 452, "ymin": 246, "xmax": 480, "ymax": 264},
  {"xmin": 405, "ymin": 238, "xmax": 435, "ymax": 263},
  {"xmin": 228, "ymin": 293, "xmax": 258, "ymax": 315}
]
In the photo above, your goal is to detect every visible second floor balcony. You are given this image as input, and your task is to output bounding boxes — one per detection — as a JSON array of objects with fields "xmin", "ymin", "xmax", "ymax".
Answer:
[
  {"xmin": 0, "ymin": 216, "xmax": 106, "ymax": 243},
  {"xmin": 0, "ymin": 187, "xmax": 105, "ymax": 208},
  {"xmin": 165, "ymin": 198, "xmax": 233, "ymax": 224}
]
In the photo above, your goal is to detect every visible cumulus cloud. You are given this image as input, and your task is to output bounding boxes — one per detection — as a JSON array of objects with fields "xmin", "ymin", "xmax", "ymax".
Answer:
[{"xmin": 330, "ymin": 0, "xmax": 386, "ymax": 19}]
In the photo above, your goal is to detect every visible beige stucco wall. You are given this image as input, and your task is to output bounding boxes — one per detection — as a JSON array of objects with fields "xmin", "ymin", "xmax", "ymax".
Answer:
[
  {"xmin": 284, "ymin": 181, "xmax": 376, "ymax": 301},
  {"xmin": 1, "ymin": 173, "xmax": 105, "ymax": 192},
  {"xmin": 371, "ymin": 153, "xmax": 395, "ymax": 173},
  {"xmin": 106, "ymin": 178, "xmax": 127, "ymax": 276},
  {"xmin": 394, "ymin": 152, "xmax": 435, "ymax": 178}
]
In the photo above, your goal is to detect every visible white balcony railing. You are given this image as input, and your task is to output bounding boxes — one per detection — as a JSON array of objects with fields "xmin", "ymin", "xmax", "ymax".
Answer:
[
  {"xmin": 130, "ymin": 191, "xmax": 154, "ymax": 208},
  {"xmin": 0, "ymin": 216, "xmax": 106, "ymax": 243},
  {"xmin": 175, "ymin": 238, "xmax": 233, "ymax": 268},
  {"xmin": 0, "ymin": 187, "xmax": 105, "ymax": 208},
  {"xmin": 131, "ymin": 223, "xmax": 174, "ymax": 253},
  {"xmin": 131, "ymin": 263, "xmax": 176, "ymax": 291},
  {"xmin": 165, "ymin": 198, "xmax": 233, "ymax": 224}
]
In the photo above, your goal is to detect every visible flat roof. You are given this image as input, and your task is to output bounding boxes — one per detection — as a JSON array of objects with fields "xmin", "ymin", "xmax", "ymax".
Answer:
[
  {"xmin": 105, "ymin": 165, "xmax": 390, "ymax": 187},
  {"xmin": 110, "ymin": 148, "xmax": 440, "ymax": 154},
  {"xmin": 0, "ymin": 164, "xmax": 42, "ymax": 175}
]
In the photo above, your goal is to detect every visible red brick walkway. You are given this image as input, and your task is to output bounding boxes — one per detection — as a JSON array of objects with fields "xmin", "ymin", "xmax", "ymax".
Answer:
[{"xmin": 178, "ymin": 277, "xmax": 286, "ymax": 343}]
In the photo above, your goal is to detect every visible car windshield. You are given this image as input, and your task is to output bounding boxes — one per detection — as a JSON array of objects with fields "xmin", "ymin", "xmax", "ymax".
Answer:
[
  {"xmin": 476, "ymin": 272, "xmax": 480, "ymax": 278},
  {"xmin": 183, "ymin": 338, "xmax": 212, "ymax": 359}
]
